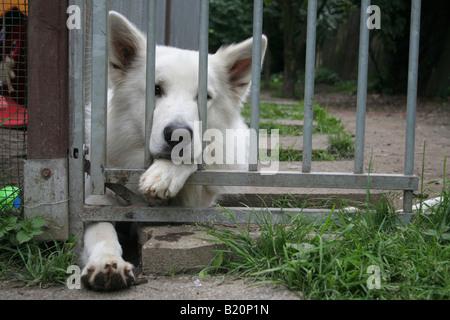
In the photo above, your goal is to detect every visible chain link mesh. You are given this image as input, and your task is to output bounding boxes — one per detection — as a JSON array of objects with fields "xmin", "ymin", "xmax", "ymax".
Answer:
[{"xmin": 0, "ymin": 1, "xmax": 27, "ymax": 212}]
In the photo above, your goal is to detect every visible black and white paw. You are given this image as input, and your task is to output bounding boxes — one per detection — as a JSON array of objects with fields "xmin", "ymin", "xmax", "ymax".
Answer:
[{"xmin": 81, "ymin": 256, "xmax": 135, "ymax": 291}]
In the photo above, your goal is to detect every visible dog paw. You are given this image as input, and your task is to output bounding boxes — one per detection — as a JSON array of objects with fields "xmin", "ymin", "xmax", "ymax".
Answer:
[
  {"xmin": 138, "ymin": 160, "xmax": 196, "ymax": 200},
  {"xmin": 81, "ymin": 255, "xmax": 135, "ymax": 291}
]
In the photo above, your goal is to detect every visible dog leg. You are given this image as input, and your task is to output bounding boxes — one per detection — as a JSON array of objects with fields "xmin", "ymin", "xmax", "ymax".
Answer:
[
  {"xmin": 138, "ymin": 159, "xmax": 198, "ymax": 200},
  {"xmin": 81, "ymin": 222, "xmax": 135, "ymax": 291}
]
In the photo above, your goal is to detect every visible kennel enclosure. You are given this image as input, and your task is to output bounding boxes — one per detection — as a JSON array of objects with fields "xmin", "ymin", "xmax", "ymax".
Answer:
[{"xmin": 22, "ymin": 0, "xmax": 421, "ymax": 247}]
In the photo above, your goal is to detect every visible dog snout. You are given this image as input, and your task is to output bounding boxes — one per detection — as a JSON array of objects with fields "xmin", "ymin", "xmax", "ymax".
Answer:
[{"xmin": 163, "ymin": 123, "xmax": 193, "ymax": 149}]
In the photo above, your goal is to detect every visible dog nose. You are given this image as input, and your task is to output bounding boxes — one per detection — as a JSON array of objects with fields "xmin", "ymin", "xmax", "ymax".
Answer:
[{"xmin": 163, "ymin": 124, "xmax": 193, "ymax": 149}]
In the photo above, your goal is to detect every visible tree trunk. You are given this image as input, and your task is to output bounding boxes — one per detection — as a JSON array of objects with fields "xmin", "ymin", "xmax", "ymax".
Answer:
[{"xmin": 280, "ymin": 0, "xmax": 297, "ymax": 98}]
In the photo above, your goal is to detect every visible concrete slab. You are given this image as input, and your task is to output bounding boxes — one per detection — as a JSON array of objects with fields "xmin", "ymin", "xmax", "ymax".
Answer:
[{"xmin": 138, "ymin": 225, "xmax": 225, "ymax": 275}]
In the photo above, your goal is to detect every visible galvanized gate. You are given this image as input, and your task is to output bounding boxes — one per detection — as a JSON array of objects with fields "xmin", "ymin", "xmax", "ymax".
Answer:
[{"xmin": 66, "ymin": 0, "xmax": 421, "ymax": 248}]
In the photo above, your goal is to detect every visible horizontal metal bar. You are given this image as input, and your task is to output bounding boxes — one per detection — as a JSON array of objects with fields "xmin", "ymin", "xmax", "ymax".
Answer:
[
  {"xmin": 188, "ymin": 171, "xmax": 418, "ymax": 190},
  {"xmin": 105, "ymin": 168, "xmax": 418, "ymax": 191},
  {"xmin": 81, "ymin": 204, "xmax": 415, "ymax": 225},
  {"xmin": 82, "ymin": 205, "xmax": 328, "ymax": 224}
]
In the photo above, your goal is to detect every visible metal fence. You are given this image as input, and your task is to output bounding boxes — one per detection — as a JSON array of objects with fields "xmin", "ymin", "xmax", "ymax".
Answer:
[
  {"xmin": 0, "ymin": 1, "xmax": 27, "ymax": 213},
  {"xmin": 68, "ymin": 0, "xmax": 421, "ymax": 244}
]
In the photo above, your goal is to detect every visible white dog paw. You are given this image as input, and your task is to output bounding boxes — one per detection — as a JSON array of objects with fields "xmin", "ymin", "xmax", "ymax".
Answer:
[
  {"xmin": 81, "ymin": 255, "xmax": 135, "ymax": 291},
  {"xmin": 138, "ymin": 160, "xmax": 196, "ymax": 200}
]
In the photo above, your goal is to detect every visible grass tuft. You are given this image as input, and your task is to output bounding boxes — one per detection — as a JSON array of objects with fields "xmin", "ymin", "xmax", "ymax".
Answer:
[
  {"xmin": 0, "ymin": 212, "xmax": 77, "ymax": 287},
  {"xmin": 204, "ymin": 167, "xmax": 450, "ymax": 299}
]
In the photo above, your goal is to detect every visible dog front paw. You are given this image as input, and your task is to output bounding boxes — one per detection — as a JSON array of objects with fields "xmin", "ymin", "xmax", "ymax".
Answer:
[
  {"xmin": 138, "ymin": 160, "xmax": 196, "ymax": 200},
  {"xmin": 81, "ymin": 255, "xmax": 135, "ymax": 291}
]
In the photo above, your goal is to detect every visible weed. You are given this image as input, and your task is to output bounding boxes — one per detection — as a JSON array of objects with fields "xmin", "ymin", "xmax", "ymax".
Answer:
[
  {"xmin": 277, "ymin": 145, "xmax": 338, "ymax": 162},
  {"xmin": 0, "ymin": 212, "xmax": 76, "ymax": 287},
  {"xmin": 327, "ymin": 132, "xmax": 355, "ymax": 159},
  {"xmin": 258, "ymin": 121, "xmax": 301, "ymax": 136}
]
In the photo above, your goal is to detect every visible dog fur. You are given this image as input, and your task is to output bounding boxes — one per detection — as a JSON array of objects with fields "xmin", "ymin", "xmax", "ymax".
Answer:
[{"xmin": 81, "ymin": 11, "xmax": 267, "ymax": 291}]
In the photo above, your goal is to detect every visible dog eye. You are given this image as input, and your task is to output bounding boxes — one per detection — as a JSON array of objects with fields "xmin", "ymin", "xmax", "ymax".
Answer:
[{"xmin": 155, "ymin": 85, "xmax": 163, "ymax": 97}]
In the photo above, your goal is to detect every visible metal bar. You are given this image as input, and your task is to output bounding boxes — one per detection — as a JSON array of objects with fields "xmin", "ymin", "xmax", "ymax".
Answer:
[
  {"xmin": 81, "ymin": 205, "xmax": 415, "ymax": 225},
  {"xmin": 105, "ymin": 168, "xmax": 418, "ymax": 191},
  {"xmin": 90, "ymin": 0, "xmax": 109, "ymax": 195},
  {"xmin": 302, "ymin": 0, "xmax": 317, "ymax": 173},
  {"xmin": 188, "ymin": 172, "xmax": 417, "ymax": 190},
  {"xmin": 144, "ymin": 0, "xmax": 157, "ymax": 168},
  {"xmin": 197, "ymin": 0, "xmax": 209, "ymax": 170},
  {"xmin": 82, "ymin": 205, "xmax": 331, "ymax": 224},
  {"xmin": 68, "ymin": 0, "xmax": 86, "ymax": 257},
  {"xmin": 354, "ymin": 0, "xmax": 371, "ymax": 174},
  {"xmin": 403, "ymin": 0, "xmax": 422, "ymax": 213},
  {"xmin": 165, "ymin": 0, "xmax": 172, "ymax": 46},
  {"xmin": 249, "ymin": 0, "xmax": 264, "ymax": 172}
]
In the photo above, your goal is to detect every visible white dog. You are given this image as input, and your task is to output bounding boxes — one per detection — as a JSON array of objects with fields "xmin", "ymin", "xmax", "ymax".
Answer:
[{"xmin": 81, "ymin": 12, "xmax": 267, "ymax": 291}]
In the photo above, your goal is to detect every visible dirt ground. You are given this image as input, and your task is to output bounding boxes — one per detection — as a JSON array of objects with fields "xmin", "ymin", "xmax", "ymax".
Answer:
[{"xmin": 0, "ymin": 89, "xmax": 448, "ymax": 300}]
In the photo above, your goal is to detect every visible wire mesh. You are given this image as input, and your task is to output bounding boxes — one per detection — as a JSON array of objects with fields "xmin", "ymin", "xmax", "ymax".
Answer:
[{"xmin": 0, "ymin": 0, "xmax": 27, "ymax": 212}]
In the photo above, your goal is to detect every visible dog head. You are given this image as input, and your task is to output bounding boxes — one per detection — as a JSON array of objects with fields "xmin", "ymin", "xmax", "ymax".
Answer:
[{"xmin": 107, "ymin": 11, "xmax": 267, "ymax": 165}]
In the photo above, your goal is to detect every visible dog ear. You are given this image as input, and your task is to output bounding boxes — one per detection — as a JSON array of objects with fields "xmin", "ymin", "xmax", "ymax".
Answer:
[
  {"xmin": 216, "ymin": 36, "xmax": 267, "ymax": 100},
  {"xmin": 108, "ymin": 11, "xmax": 146, "ymax": 83}
]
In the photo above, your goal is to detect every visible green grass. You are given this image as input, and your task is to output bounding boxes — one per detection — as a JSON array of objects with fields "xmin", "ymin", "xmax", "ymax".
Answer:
[
  {"xmin": 277, "ymin": 145, "xmax": 338, "ymax": 162},
  {"xmin": 243, "ymin": 102, "xmax": 355, "ymax": 161},
  {"xmin": 327, "ymin": 132, "xmax": 355, "ymax": 160},
  {"xmin": 0, "ymin": 212, "xmax": 76, "ymax": 287},
  {"xmin": 203, "ymin": 172, "xmax": 450, "ymax": 299},
  {"xmin": 242, "ymin": 102, "xmax": 302, "ymax": 121},
  {"xmin": 258, "ymin": 122, "xmax": 302, "ymax": 136},
  {"xmin": 243, "ymin": 102, "xmax": 346, "ymax": 136}
]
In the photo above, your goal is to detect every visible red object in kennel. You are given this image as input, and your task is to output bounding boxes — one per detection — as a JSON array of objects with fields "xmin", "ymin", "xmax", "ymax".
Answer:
[
  {"xmin": 0, "ymin": 95, "xmax": 27, "ymax": 128},
  {"xmin": 1, "ymin": 5, "xmax": 28, "ymax": 106}
]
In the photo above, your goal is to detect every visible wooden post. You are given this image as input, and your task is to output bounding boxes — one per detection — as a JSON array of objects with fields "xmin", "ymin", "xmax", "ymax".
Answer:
[
  {"xmin": 24, "ymin": 0, "xmax": 70, "ymax": 240},
  {"xmin": 27, "ymin": 0, "xmax": 69, "ymax": 159}
]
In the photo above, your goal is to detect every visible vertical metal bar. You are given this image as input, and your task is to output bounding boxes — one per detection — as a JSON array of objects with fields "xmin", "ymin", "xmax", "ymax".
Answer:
[
  {"xmin": 404, "ymin": 0, "xmax": 421, "ymax": 213},
  {"xmin": 198, "ymin": 0, "xmax": 209, "ymax": 170},
  {"xmin": 165, "ymin": 0, "xmax": 172, "ymax": 46},
  {"xmin": 354, "ymin": 0, "xmax": 371, "ymax": 174},
  {"xmin": 249, "ymin": 0, "xmax": 264, "ymax": 172},
  {"xmin": 145, "ymin": 0, "xmax": 157, "ymax": 168},
  {"xmin": 90, "ymin": 0, "xmax": 109, "ymax": 195},
  {"xmin": 302, "ymin": 0, "xmax": 317, "ymax": 173},
  {"xmin": 68, "ymin": 0, "xmax": 86, "ymax": 257}
]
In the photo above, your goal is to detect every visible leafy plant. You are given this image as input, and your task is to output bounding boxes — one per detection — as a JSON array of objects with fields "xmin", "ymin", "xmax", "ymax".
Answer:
[
  {"xmin": 0, "ymin": 215, "xmax": 46, "ymax": 246},
  {"xmin": 0, "ymin": 213, "xmax": 76, "ymax": 287}
]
